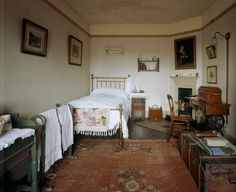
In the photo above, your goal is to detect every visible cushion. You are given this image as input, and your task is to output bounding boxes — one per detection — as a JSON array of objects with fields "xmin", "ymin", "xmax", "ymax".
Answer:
[
  {"xmin": 0, "ymin": 114, "xmax": 13, "ymax": 135},
  {"xmin": 0, "ymin": 122, "xmax": 3, "ymax": 135}
]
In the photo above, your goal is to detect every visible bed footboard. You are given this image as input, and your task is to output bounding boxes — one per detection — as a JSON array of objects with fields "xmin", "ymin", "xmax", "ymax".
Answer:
[{"xmin": 31, "ymin": 114, "xmax": 47, "ymax": 191}]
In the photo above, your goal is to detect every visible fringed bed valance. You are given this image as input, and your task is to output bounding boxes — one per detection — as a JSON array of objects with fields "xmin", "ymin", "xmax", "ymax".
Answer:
[{"xmin": 75, "ymin": 126, "xmax": 117, "ymax": 137}]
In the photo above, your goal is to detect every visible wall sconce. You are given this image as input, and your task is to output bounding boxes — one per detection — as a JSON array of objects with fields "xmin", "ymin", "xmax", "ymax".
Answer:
[
  {"xmin": 207, "ymin": 32, "xmax": 231, "ymax": 123},
  {"xmin": 206, "ymin": 32, "xmax": 230, "ymax": 59},
  {"xmin": 105, "ymin": 47, "xmax": 125, "ymax": 56}
]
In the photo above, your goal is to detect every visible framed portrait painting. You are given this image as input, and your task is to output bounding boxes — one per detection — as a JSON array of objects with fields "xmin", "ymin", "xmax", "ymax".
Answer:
[
  {"xmin": 174, "ymin": 36, "xmax": 196, "ymax": 70},
  {"xmin": 207, "ymin": 65, "xmax": 217, "ymax": 84},
  {"xmin": 21, "ymin": 18, "xmax": 48, "ymax": 56},
  {"xmin": 68, "ymin": 35, "xmax": 83, "ymax": 66}
]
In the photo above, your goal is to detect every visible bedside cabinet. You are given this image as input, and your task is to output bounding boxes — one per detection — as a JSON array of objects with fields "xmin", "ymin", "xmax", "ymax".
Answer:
[{"xmin": 130, "ymin": 93, "xmax": 148, "ymax": 120}]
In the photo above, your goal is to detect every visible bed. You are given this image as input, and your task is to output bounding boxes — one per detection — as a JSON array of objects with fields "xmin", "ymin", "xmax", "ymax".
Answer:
[
  {"xmin": 29, "ymin": 75, "xmax": 132, "ymax": 190},
  {"xmin": 68, "ymin": 74, "xmax": 132, "ymax": 144}
]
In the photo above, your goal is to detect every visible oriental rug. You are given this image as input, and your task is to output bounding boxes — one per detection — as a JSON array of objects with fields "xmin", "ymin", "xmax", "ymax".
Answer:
[{"xmin": 45, "ymin": 140, "xmax": 198, "ymax": 192}]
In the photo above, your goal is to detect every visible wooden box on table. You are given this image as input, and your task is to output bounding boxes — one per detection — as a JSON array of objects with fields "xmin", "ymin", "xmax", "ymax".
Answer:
[{"xmin": 198, "ymin": 86, "xmax": 222, "ymax": 104}]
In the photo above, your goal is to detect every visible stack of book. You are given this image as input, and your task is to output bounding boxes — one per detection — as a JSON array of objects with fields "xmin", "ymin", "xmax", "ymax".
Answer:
[{"xmin": 189, "ymin": 131, "xmax": 236, "ymax": 156}]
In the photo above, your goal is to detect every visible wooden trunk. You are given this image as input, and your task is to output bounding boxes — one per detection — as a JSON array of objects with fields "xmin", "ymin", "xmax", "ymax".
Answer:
[
  {"xmin": 181, "ymin": 134, "xmax": 197, "ymax": 169},
  {"xmin": 201, "ymin": 159, "xmax": 236, "ymax": 192},
  {"xmin": 181, "ymin": 133, "xmax": 236, "ymax": 192},
  {"xmin": 198, "ymin": 86, "xmax": 222, "ymax": 104}
]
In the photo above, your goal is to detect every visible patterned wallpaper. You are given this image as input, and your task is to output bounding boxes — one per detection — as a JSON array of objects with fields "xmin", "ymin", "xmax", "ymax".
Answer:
[
  {"xmin": 0, "ymin": 0, "xmax": 5, "ymax": 109},
  {"xmin": 2, "ymin": 0, "xmax": 91, "ymax": 117}
]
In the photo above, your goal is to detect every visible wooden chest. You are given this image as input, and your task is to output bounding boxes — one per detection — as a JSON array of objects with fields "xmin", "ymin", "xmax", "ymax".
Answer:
[
  {"xmin": 200, "ymin": 158, "xmax": 236, "ymax": 192},
  {"xmin": 198, "ymin": 86, "xmax": 222, "ymax": 104},
  {"xmin": 181, "ymin": 133, "xmax": 236, "ymax": 192},
  {"xmin": 181, "ymin": 134, "xmax": 197, "ymax": 169},
  {"xmin": 148, "ymin": 106, "xmax": 163, "ymax": 121},
  {"xmin": 189, "ymin": 144, "xmax": 208, "ymax": 189}
]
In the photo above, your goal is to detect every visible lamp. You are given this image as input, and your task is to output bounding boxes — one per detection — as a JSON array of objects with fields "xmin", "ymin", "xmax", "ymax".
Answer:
[{"xmin": 208, "ymin": 32, "xmax": 230, "ymax": 123}]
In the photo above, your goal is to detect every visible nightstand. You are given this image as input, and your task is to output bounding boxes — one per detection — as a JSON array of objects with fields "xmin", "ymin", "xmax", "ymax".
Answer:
[{"xmin": 130, "ymin": 93, "xmax": 148, "ymax": 120}]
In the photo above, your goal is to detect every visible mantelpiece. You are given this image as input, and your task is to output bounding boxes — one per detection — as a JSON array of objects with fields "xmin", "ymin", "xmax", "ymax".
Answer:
[{"xmin": 171, "ymin": 76, "xmax": 199, "ymax": 95}]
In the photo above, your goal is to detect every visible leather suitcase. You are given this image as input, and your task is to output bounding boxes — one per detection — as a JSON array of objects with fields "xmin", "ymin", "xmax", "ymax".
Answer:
[{"xmin": 198, "ymin": 86, "xmax": 222, "ymax": 104}]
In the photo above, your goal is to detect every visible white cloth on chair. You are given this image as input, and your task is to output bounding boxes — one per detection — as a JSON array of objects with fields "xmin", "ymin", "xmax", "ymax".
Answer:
[
  {"xmin": 0, "ymin": 128, "xmax": 35, "ymax": 150},
  {"xmin": 41, "ymin": 109, "xmax": 63, "ymax": 172},
  {"xmin": 57, "ymin": 105, "xmax": 74, "ymax": 152}
]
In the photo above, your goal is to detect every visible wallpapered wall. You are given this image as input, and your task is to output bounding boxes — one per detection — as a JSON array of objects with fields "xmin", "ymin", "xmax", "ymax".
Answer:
[
  {"xmin": 90, "ymin": 6, "xmax": 236, "ymax": 139},
  {"xmin": 90, "ymin": 33, "xmax": 202, "ymax": 114},
  {"xmin": 0, "ymin": 0, "xmax": 5, "ymax": 108},
  {"xmin": 202, "ymin": 6, "xmax": 236, "ymax": 138},
  {"xmin": 1, "ymin": 0, "xmax": 91, "ymax": 117}
]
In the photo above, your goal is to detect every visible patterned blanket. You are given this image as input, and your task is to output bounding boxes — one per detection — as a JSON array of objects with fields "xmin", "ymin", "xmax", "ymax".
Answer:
[{"xmin": 73, "ymin": 108, "xmax": 111, "ymax": 135}]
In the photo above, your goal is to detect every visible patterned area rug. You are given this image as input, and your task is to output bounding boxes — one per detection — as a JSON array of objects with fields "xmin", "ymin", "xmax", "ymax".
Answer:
[{"xmin": 45, "ymin": 140, "xmax": 198, "ymax": 192}]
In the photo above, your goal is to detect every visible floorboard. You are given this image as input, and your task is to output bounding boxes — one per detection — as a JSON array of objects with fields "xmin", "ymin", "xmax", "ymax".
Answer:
[{"xmin": 77, "ymin": 118, "xmax": 170, "ymax": 140}]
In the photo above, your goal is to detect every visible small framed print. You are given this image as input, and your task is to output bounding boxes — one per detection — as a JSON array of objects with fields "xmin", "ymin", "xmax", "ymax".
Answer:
[
  {"xmin": 21, "ymin": 18, "xmax": 48, "ymax": 56},
  {"xmin": 207, "ymin": 65, "xmax": 217, "ymax": 84},
  {"xmin": 68, "ymin": 35, "xmax": 83, "ymax": 66},
  {"xmin": 206, "ymin": 45, "xmax": 216, "ymax": 59}
]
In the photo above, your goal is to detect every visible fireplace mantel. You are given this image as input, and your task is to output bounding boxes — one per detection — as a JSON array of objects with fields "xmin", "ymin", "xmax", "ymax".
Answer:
[{"xmin": 171, "ymin": 76, "xmax": 199, "ymax": 95}]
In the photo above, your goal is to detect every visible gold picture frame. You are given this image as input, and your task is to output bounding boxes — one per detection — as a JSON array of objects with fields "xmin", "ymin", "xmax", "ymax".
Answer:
[
  {"xmin": 21, "ymin": 18, "xmax": 48, "ymax": 56},
  {"xmin": 174, "ymin": 36, "xmax": 196, "ymax": 70},
  {"xmin": 207, "ymin": 65, "xmax": 217, "ymax": 84},
  {"xmin": 68, "ymin": 35, "xmax": 83, "ymax": 66}
]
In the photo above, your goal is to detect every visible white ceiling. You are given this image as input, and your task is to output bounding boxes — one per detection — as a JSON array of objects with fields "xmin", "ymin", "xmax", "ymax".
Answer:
[{"xmin": 64, "ymin": 0, "xmax": 218, "ymax": 24}]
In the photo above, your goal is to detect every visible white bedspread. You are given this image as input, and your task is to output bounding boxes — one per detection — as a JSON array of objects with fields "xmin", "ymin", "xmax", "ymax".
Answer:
[{"xmin": 68, "ymin": 89, "xmax": 130, "ymax": 138}]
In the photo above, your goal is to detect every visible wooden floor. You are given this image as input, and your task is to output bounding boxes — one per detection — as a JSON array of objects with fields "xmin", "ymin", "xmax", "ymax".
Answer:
[{"xmin": 78, "ymin": 118, "xmax": 169, "ymax": 140}]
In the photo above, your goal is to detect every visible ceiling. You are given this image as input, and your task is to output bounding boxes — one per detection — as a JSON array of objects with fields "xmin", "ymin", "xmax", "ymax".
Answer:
[{"xmin": 64, "ymin": 0, "xmax": 218, "ymax": 25}]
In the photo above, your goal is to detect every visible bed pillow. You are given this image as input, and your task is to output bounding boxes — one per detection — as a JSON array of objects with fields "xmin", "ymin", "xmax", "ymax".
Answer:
[
  {"xmin": 91, "ymin": 88, "xmax": 127, "ymax": 98},
  {"xmin": 0, "ymin": 114, "xmax": 13, "ymax": 135}
]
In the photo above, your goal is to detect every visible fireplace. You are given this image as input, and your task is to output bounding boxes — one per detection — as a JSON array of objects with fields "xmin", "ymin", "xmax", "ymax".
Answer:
[
  {"xmin": 178, "ymin": 88, "xmax": 192, "ymax": 101},
  {"xmin": 171, "ymin": 76, "xmax": 199, "ymax": 116},
  {"xmin": 178, "ymin": 88, "xmax": 192, "ymax": 115},
  {"xmin": 171, "ymin": 76, "xmax": 198, "ymax": 100}
]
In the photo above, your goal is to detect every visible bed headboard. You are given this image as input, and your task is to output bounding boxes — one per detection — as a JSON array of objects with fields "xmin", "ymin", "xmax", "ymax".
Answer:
[{"xmin": 91, "ymin": 74, "xmax": 130, "ymax": 91}]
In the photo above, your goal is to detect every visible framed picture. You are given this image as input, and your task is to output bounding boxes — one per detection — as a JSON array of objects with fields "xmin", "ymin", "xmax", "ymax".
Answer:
[
  {"xmin": 174, "ymin": 36, "xmax": 196, "ymax": 70},
  {"xmin": 206, "ymin": 45, "xmax": 216, "ymax": 59},
  {"xmin": 21, "ymin": 18, "xmax": 48, "ymax": 56},
  {"xmin": 207, "ymin": 66, "xmax": 217, "ymax": 84},
  {"xmin": 68, "ymin": 35, "xmax": 83, "ymax": 66}
]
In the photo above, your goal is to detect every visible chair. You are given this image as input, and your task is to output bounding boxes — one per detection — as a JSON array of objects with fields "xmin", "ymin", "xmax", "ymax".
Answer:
[{"xmin": 167, "ymin": 94, "xmax": 193, "ymax": 142}]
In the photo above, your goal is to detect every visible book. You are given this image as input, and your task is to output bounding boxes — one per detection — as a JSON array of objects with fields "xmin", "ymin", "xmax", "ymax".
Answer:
[
  {"xmin": 209, "ymin": 147, "xmax": 226, "ymax": 156},
  {"xmin": 188, "ymin": 133, "xmax": 236, "ymax": 156},
  {"xmin": 203, "ymin": 136, "xmax": 228, "ymax": 147},
  {"xmin": 193, "ymin": 130, "xmax": 217, "ymax": 137}
]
